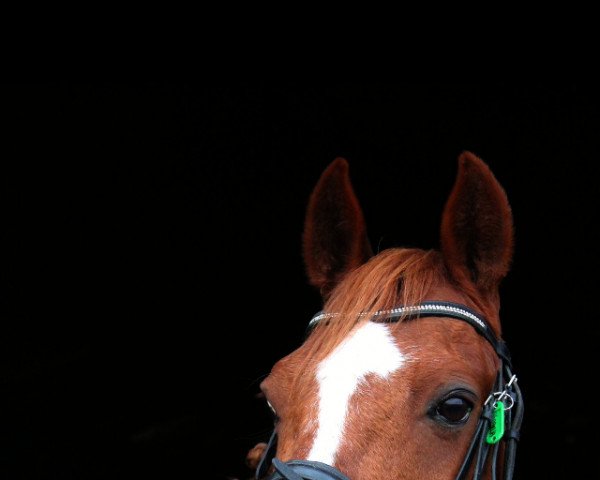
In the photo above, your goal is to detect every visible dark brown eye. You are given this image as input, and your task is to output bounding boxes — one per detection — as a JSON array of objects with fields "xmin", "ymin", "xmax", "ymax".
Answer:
[{"xmin": 435, "ymin": 397, "xmax": 473, "ymax": 424}]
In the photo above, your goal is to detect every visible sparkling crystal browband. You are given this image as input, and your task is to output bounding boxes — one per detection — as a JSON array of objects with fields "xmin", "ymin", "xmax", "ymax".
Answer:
[{"xmin": 308, "ymin": 302, "xmax": 487, "ymax": 330}]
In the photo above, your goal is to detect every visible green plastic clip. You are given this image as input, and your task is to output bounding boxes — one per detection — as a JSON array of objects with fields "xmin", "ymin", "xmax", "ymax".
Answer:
[{"xmin": 486, "ymin": 400, "xmax": 505, "ymax": 444}]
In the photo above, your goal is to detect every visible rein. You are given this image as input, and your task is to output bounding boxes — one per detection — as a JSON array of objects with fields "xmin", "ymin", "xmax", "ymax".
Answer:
[{"xmin": 256, "ymin": 301, "xmax": 523, "ymax": 480}]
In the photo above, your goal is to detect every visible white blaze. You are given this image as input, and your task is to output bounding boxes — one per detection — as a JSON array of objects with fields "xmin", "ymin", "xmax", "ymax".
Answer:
[{"xmin": 307, "ymin": 322, "xmax": 405, "ymax": 465}]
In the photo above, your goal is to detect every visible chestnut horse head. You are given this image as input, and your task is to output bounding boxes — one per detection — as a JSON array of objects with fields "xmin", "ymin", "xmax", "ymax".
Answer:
[{"xmin": 253, "ymin": 153, "xmax": 523, "ymax": 480}]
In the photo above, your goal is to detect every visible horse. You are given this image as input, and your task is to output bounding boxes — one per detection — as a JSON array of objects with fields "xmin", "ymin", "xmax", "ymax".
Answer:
[{"xmin": 248, "ymin": 152, "xmax": 523, "ymax": 480}]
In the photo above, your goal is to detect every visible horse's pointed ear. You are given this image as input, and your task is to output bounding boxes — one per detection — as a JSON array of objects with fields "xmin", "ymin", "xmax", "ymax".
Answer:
[
  {"xmin": 303, "ymin": 158, "xmax": 373, "ymax": 298},
  {"xmin": 441, "ymin": 152, "xmax": 514, "ymax": 299}
]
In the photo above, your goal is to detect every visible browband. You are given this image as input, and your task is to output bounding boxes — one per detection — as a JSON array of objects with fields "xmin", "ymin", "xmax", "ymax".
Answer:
[{"xmin": 309, "ymin": 301, "xmax": 511, "ymax": 366}]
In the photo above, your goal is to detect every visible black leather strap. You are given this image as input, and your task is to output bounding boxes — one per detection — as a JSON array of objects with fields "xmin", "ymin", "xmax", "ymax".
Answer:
[
  {"xmin": 269, "ymin": 459, "xmax": 351, "ymax": 480},
  {"xmin": 256, "ymin": 430, "xmax": 278, "ymax": 480},
  {"xmin": 310, "ymin": 301, "xmax": 512, "ymax": 367},
  {"xmin": 372, "ymin": 301, "xmax": 511, "ymax": 367}
]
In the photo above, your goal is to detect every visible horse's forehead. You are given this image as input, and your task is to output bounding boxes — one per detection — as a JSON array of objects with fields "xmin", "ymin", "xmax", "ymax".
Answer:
[
  {"xmin": 303, "ymin": 319, "xmax": 496, "ymax": 465},
  {"xmin": 394, "ymin": 318, "xmax": 498, "ymax": 386},
  {"xmin": 307, "ymin": 322, "xmax": 406, "ymax": 465},
  {"xmin": 265, "ymin": 278, "xmax": 496, "ymax": 415}
]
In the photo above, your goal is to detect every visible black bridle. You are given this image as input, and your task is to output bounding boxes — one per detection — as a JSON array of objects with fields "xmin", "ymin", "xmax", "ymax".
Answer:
[{"xmin": 256, "ymin": 301, "xmax": 523, "ymax": 480}]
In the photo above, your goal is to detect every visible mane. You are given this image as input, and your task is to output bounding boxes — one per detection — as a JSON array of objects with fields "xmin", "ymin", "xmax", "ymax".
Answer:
[{"xmin": 307, "ymin": 248, "xmax": 449, "ymax": 360}]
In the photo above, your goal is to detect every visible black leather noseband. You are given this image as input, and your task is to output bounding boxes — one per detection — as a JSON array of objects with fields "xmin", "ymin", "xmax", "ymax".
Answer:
[
  {"xmin": 269, "ymin": 459, "xmax": 351, "ymax": 480},
  {"xmin": 256, "ymin": 302, "xmax": 523, "ymax": 480}
]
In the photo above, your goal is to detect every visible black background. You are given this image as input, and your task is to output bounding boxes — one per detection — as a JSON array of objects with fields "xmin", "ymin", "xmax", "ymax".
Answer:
[{"xmin": 2, "ymin": 85, "xmax": 597, "ymax": 479}]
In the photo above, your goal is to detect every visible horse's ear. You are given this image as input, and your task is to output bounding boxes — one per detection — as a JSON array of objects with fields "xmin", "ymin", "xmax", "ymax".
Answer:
[
  {"xmin": 441, "ymin": 152, "xmax": 514, "ymax": 299},
  {"xmin": 303, "ymin": 158, "xmax": 373, "ymax": 298}
]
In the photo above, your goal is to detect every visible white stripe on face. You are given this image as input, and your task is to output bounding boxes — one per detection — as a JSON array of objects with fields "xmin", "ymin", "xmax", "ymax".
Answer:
[{"xmin": 307, "ymin": 322, "xmax": 405, "ymax": 466}]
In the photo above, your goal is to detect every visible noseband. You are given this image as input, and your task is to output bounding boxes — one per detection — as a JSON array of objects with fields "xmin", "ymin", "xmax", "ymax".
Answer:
[{"xmin": 256, "ymin": 301, "xmax": 523, "ymax": 480}]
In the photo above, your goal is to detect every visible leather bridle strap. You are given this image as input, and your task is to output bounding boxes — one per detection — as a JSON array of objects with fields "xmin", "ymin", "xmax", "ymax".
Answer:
[
  {"xmin": 269, "ymin": 460, "xmax": 351, "ymax": 480},
  {"xmin": 310, "ymin": 301, "xmax": 511, "ymax": 365},
  {"xmin": 257, "ymin": 301, "xmax": 523, "ymax": 480},
  {"xmin": 256, "ymin": 430, "xmax": 278, "ymax": 480},
  {"xmin": 454, "ymin": 364, "xmax": 523, "ymax": 480}
]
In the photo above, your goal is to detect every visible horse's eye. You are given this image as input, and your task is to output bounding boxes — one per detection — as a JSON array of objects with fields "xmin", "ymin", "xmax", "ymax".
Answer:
[{"xmin": 435, "ymin": 397, "xmax": 473, "ymax": 424}]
